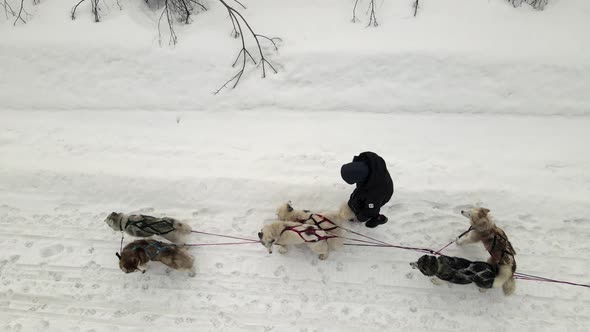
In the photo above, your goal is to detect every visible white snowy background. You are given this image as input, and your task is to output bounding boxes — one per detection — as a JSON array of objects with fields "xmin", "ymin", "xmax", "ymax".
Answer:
[{"xmin": 1, "ymin": 0, "xmax": 589, "ymax": 331}]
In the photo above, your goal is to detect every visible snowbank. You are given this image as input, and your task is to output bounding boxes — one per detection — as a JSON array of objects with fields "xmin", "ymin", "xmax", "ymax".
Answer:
[{"xmin": 1, "ymin": 0, "xmax": 589, "ymax": 114}]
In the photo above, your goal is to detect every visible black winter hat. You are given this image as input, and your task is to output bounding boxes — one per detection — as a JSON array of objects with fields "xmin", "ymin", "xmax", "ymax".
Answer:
[{"xmin": 341, "ymin": 161, "xmax": 370, "ymax": 185}]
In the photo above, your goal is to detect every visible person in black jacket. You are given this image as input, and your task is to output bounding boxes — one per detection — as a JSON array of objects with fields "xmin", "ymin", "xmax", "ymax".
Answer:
[{"xmin": 341, "ymin": 151, "xmax": 394, "ymax": 228}]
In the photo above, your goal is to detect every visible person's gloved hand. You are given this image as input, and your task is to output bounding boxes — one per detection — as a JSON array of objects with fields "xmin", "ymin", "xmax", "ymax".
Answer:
[{"xmin": 365, "ymin": 214, "xmax": 388, "ymax": 228}]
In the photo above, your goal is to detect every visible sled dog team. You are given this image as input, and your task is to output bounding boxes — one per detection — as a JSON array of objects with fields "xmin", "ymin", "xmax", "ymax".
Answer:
[{"xmin": 103, "ymin": 151, "xmax": 516, "ymax": 295}]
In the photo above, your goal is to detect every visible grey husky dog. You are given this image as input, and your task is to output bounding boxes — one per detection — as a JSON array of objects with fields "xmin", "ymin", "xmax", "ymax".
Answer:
[{"xmin": 105, "ymin": 212, "xmax": 192, "ymax": 244}]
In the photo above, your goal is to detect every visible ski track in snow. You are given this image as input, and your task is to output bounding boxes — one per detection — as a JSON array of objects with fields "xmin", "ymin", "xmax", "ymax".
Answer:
[{"xmin": 0, "ymin": 111, "xmax": 589, "ymax": 331}]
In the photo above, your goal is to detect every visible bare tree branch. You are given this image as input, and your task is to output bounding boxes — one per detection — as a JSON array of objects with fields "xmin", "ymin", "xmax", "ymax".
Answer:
[
  {"xmin": 527, "ymin": 0, "xmax": 547, "ymax": 10},
  {"xmin": 509, "ymin": 0, "xmax": 548, "ymax": 10},
  {"xmin": 2, "ymin": 0, "xmax": 18, "ymax": 21},
  {"xmin": 351, "ymin": 0, "xmax": 378, "ymax": 27},
  {"xmin": 214, "ymin": 0, "xmax": 280, "ymax": 94},
  {"xmin": 155, "ymin": 0, "xmax": 206, "ymax": 45},
  {"xmin": 71, "ymin": 0, "xmax": 100, "ymax": 22},
  {"xmin": 158, "ymin": 0, "xmax": 177, "ymax": 45},
  {"xmin": 413, "ymin": 0, "xmax": 419, "ymax": 17}
]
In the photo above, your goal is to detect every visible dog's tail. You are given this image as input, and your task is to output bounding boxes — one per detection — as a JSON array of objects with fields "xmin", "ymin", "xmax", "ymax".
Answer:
[
  {"xmin": 337, "ymin": 202, "xmax": 356, "ymax": 223},
  {"xmin": 276, "ymin": 202, "xmax": 312, "ymax": 221},
  {"xmin": 493, "ymin": 265, "xmax": 516, "ymax": 296},
  {"xmin": 276, "ymin": 202, "xmax": 295, "ymax": 221}
]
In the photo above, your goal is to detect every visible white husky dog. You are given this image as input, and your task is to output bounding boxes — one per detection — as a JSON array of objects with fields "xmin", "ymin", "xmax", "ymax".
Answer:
[
  {"xmin": 275, "ymin": 201, "xmax": 356, "ymax": 251},
  {"xmin": 104, "ymin": 212, "xmax": 192, "ymax": 244},
  {"xmin": 258, "ymin": 221, "xmax": 337, "ymax": 260}
]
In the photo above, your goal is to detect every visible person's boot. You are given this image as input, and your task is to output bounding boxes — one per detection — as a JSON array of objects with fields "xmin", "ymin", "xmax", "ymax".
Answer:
[{"xmin": 365, "ymin": 214, "xmax": 388, "ymax": 228}]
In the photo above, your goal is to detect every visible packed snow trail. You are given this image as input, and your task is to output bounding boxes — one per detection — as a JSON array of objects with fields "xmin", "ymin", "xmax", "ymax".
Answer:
[{"xmin": 1, "ymin": 111, "xmax": 589, "ymax": 331}]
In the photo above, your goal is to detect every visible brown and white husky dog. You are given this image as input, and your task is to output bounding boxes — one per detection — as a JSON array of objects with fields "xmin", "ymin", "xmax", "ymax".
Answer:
[
  {"xmin": 458, "ymin": 208, "xmax": 516, "ymax": 295},
  {"xmin": 118, "ymin": 239, "xmax": 196, "ymax": 277}
]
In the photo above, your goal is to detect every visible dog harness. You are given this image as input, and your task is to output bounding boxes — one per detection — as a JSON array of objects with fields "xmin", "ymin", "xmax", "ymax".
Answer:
[
  {"xmin": 297, "ymin": 214, "xmax": 338, "ymax": 232},
  {"xmin": 460, "ymin": 226, "xmax": 515, "ymax": 262},
  {"xmin": 489, "ymin": 232, "xmax": 516, "ymax": 263},
  {"xmin": 132, "ymin": 241, "xmax": 175, "ymax": 259},
  {"xmin": 280, "ymin": 224, "xmax": 338, "ymax": 243},
  {"xmin": 121, "ymin": 215, "xmax": 176, "ymax": 235}
]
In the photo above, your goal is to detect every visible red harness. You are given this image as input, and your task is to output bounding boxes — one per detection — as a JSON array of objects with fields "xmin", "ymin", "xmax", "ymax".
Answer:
[
  {"xmin": 297, "ymin": 214, "xmax": 338, "ymax": 232},
  {"xmin": 280, "ymin": 224, "xmax": 338, "ymax": 242}
]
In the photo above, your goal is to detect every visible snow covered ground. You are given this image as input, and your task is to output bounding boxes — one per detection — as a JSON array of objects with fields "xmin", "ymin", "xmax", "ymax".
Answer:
[
  {"xmin": 1, "ymin": 111, "xmax": 589, "ymax": 331},
  {"xmin": 1, "ymin": 0, "xmax": 590, "ymax": 331}
]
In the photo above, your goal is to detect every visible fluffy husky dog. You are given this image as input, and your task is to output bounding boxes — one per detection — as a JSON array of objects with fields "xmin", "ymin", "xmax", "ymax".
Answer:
[
  {"xmin": 276, "ymin": 202, "xmax": 356, "ymax": 250},
  {"xmin": 105, "ymin": 212, "xmax": 192, "ymax": 244},
  {"xmin": 118, "ymin": 239, "xmax": 195, "ymax": 276},
  {"xmin": 410, "ymin": 254, "xmax": 498, "ymax": 290},
  {"xmin": 458, "ymin": 208, "xmax": 517, "ymax": 295},
  {"xmin": 258, "ymin": 221, "xmax": 336, "ymax": 260}
]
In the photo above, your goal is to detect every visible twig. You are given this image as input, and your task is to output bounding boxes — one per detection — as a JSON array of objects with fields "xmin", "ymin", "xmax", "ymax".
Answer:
[
  {"xmin": 366, "ymin": 0, "xmax": 377, "ymax": 27},
  {"xmin": 255, "ymin": 34, "xmax": 281, "ymax": 51},
  {"xmin": 413, "ymin": 0, "xmax": 419, "ymax": 17},
  {"xmin": 351, "ymin": 0, "xmax": 359, "ymax": 23},
  {"xmin": 232, "ymin": 0, "xmax": 246, "ymax": 9},
  {"xmin": 13, "ymin": 0, "xmax": 27, "ymax": 25},
  {"xmin": 92, "ymin": 0, "xmax": 100, "ymax": 22},
  {"xmin": 71, "ymin": 0, "xmax": 85, "ymax": 19},
  {"xmin": 158, "ymin": 0, "xmax": 177, "ymax": 46},
  {"xmin": 228, "ymin": 11, "xmax": 239, "ymax": 38}
]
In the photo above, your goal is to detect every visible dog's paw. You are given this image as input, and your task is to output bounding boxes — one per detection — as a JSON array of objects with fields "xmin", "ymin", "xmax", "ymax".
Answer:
[
  {"xmin": 278, "ymin": 245, "xmax": 288, "ymax": 254},
  {"xmin": 478, "ymin": 288, "xmax": 488, "ymax": 293},
  {"xmin": 430, "ymin": 277, "xmax": 443, "ymax": 286},
  {"xmin": 188, "ymin": 270, "xmax": 196, "ymax": 278},
  {"xmin": 318, "ymin": 254, "xmax": 328, "ymax": 260},
  {"xmin": 455, "ymin": 237, "xmax": 464, "ymax": 246}
]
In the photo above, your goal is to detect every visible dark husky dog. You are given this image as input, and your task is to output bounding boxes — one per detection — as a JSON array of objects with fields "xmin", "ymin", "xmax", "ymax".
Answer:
[{"xmin": 410, "ymin": 254, "xmax": 498, "ymax": 289}]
